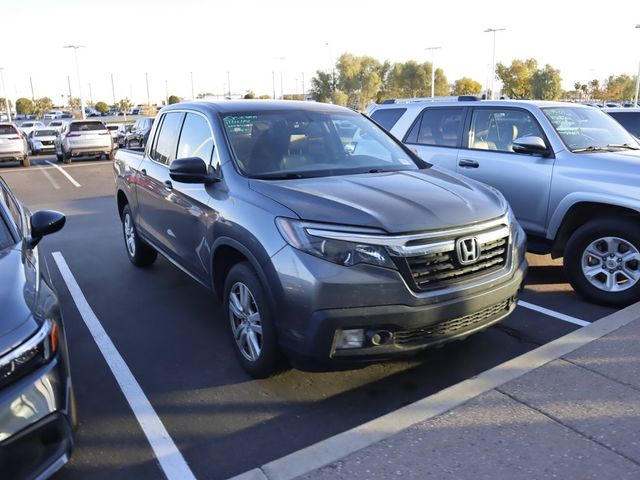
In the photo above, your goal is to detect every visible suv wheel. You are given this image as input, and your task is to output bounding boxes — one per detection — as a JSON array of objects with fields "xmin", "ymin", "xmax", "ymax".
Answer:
[
  {"xmin": 22, "ymin": 155, "xmax": 30, "ymax": 168},
  {"xmin": 121, "ymin": 204, "xmax": 157, "ymax": 267},
  {"xmin": 223, "ymin": 262, "xmax": 283, "ymax": 378},
  {"xmin": 63, "ymin": 150, "xmax": 72, "ymax": 164},
  {"xmin": 564, "ymin": 218, "xmax": 640, "ymax": 307}
]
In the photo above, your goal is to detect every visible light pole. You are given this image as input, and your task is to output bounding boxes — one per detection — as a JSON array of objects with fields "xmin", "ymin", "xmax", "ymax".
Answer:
[
  {"xmin": 29, "ymin": 77, "xmax": 35, "ymax": 102},
  {"xmin": 145, "ymin": 72, "xmax": 150, "ymax": 106},
  {"xmin": 63, "ymin": 45, "xmax": 86, "ymax": 119},
  {"xmin": 190, "ymin": 71, "xmax": 195, "ymax": 99},
  {"xmin": 325, "ymin": 43, "xmax": 335, "ymax": 93},
  {"xmin": 165, "ymin": 79, "xmax": 168, "ymax": 105},
  {"xmin": 227, "ymin": 71, "xmax": 231, "ymax": 98},
  {"xmin": 111, "ymin": 73, "xmax": 116, "ymax": 107},
  {"xmin": 274, "ymin": 57, "xmax": 285, "ymax": 99},
  {"xmin": 0, "ymin": 68, "xmax": 11, "ymax": 122},
  {"xmin": 634, "ymin": 24, "xmax": 640, "ymax": 107},
  {"xmin": 484, "ymin": 28, "xmax": 505, "ymax": 100},
  {"xmin": 272, "ymin": 71, "xmax": 276, "ymax": 100},
  {"xmin": 425, "ymin": 46, "xmax": 441, "ymax": 98}
]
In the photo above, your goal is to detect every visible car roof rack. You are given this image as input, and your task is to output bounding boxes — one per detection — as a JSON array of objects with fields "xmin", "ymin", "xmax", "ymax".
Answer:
[{"xmin": 381, "ymin": 95, "xmax": 482, "ymax": 104}]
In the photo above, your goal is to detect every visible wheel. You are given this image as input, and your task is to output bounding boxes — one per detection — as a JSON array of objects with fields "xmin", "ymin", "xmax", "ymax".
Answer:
[
  {"xmin": 223, "ymin": 262, "xmax": 283, "ymax": 378},
  {"xmin": 108, "ymin": 149, "xmax": 115, "ymax": 161},
  {"xmin": 564, "ymin": 218, "xmax": 640, "ymax": 307},
  {"xmin": 22, "ymin": 156, "xmax": 30, "ymax": 168},
  {"xmin": 56, "ymin": 151, "xmax": 63, "ymax": 162},
  {"xmin": 121, "ymin": 205, "xmax": 157, "ymax": 267},
  {"xmin": 63, "ymin": 149, "xmax": 71, "ymax": 164}
]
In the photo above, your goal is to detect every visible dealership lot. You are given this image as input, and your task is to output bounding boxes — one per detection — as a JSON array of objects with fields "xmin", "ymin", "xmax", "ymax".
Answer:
[{"xmin": 0, "ymin": 156, "xmax": 618, "ymax": 479}]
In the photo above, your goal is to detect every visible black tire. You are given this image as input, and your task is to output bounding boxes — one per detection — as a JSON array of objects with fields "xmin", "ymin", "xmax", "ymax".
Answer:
[
  {"xmin": 564, "ymin": 217, "xmax": 640, "ymax": 307},
  {"xmin": 22, "ymin": 156, "xmax": 30, "ymax": 168},
  {"xmin": 108, "ymin": 149, "xmax": 115, "ymax": 161},
  {"xmin": 121, "ymin": 204, "xmax": 157, "ymax": 267},
  {"xmin": 223, "ymin": 262, "xmax": 284, "ymax": 378},
  {"xmin": 56, "ymin": 150, "xmax": 63, "ymax": 162},
  {"xmin": 63, "ymin": 150, "xmax": 71, "ymax": 164}
]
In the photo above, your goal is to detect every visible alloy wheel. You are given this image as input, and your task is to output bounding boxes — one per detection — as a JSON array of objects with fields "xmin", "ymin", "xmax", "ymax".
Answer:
[
  {"xmin": 228, "ymin": 282, "xmax": 263, "ymax": 362},
  {"xmin": 581, "ymin": 236, "xmax": 640, "ymax": 292}
]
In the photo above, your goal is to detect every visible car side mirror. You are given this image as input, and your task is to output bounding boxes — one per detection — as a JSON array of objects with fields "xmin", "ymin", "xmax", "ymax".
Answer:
[
  {"xmin": 26, "ymin": 210, "xmax": 66, "ymax": 249},
  {"xmin": 169, "ymin": 157, "xmax": 220, "ymax": 184},
  {"xmin": 512, "ymin": 136, "xmax": 551, "ymax": 156}
]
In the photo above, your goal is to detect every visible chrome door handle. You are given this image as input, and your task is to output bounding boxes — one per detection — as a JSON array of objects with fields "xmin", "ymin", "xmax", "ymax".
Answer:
[{"xmin": 458, "ymin": 159, "xmax": 479, "ymax": 168}]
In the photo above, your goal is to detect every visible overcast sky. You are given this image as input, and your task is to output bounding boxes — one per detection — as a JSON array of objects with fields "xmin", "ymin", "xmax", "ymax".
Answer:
[{"xmin": 2, "ymin": 0, "xmax": 639, "ymax": 105}]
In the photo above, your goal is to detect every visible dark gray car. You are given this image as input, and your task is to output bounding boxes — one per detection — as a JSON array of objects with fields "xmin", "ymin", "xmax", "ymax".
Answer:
[
  {"xmin": 0, "ymin": 177, "xmax": 75, "ymax": 478},
  {"xmin": 114, "ymin": 101, "xmax": 528, "ymax": 377}
]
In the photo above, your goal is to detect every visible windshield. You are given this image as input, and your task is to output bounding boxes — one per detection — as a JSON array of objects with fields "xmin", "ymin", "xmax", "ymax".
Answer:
[
  {"xmin": 70, "ymin": 121, "xmax": 107, "ymax": 132},
  {"xmin": 543, "ymin": 106, "xmax": 640, "ymax": 152},
  {"xmin": 34, "ymin": 129, "xmax": 57, "ymax": 137},
  {"xmin": 222, "ymin": 110, "xmax": 420, "ymax": 179}
]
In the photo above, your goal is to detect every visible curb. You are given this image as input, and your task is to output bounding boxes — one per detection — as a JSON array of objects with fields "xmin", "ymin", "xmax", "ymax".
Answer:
[{"xmin": 229, "ymin": 301, "xmax": 640, "ymax": 480}]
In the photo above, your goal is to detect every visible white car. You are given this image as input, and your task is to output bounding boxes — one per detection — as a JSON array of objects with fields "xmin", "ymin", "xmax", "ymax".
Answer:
[
  {"xmin": 19, "ymin": 121, "xmax": 45, "ymax": 137},
  {"xmin": 43, "ymin": 111, "xmax": 64, "ymax": 120},
  {"xmin": 28, "ymin": 127, "xmax": 58, "ymax": 155},
  {"xmin": 47, "ymin": 120, "xmax": 68, "ymax": 132},
  {"xmin": 0, "ymin": 122, "xmax": 29, "ymax": 167},
  {"xmin": 55, "ymin": 120, "xmax": 114, "ymax": 163},
  {"xmin": 105, "ymin": 123, "xmax": 120, "ymax": 146}
]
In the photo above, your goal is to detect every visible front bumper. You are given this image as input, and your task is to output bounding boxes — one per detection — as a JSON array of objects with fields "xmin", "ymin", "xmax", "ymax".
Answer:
[
  {"xmin": 268, "ymin": 244, "xmax": 527, "ymax": 367},
  {"xmin": 0, "ymin": 355, "xmax": 74, "ymax": 479}
]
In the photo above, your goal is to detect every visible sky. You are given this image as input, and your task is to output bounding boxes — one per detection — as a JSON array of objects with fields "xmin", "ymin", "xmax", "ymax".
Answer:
[{"xmin": 2, "ymin": 0, "xmax": 639, "ymax": 106}]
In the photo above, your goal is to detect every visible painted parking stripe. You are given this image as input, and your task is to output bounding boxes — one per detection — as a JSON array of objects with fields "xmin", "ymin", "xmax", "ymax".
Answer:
[
  {"xmin": 517, "ymin": 300, "xmax": 590, "ymax": 327},
  {"xmin": 44, "ymin": 161, "xmax": 81, "ymax": 187},
  {"xmin": 39, "ymin": 167, "xmax": 60, "ymax": 189},
  {"xmin": 51, "ymin": 252, "xmax": 196, "ymax": 480}
]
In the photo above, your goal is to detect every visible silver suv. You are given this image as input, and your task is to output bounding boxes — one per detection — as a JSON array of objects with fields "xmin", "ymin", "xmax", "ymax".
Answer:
[
  {"xmin": 369, "ymin": 98, "xmax": 640, "ymax": 306},
  {"xmin": 55, "ymin": 120, "xmax": 114, "ymax": 163},
  {"xmin": 0, "ymin": 123, "xmax": 29, "ymax": 167}
]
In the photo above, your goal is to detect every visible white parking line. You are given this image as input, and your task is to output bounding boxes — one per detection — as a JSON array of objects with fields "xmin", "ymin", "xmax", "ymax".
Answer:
[
  {"xmin": 39, "ymin": 167, "xmax": 60, "ymax": 189},
  {"xmin": 51, "ymin": 252, "xmax": 196, "ymax": 480},
  {"xmin": 517, "ymin": 300, "xmax": 590, "ymax": 326},
  {"xmin": 44, "ymin": 161, "xmax": 81, "ymax": 187}
]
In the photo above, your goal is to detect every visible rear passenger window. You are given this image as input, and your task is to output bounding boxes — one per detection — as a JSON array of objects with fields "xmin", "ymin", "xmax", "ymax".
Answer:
[
  {"xmin": 151, "ymin": 112, "xmax": 185, "ymax": 165},
  {"xmin": 469, "ymin": 108, "xmax": 545, "ymax": 153},
  {"xmin": 406, "ymin": 108, "xmax": 463, "ymax": 147},
  {"xmin": 176, "ymin": 113, "xmax": 214, "ymax": 164},
  {"xmin": 370, "ymin": 108, "xmax": 407, "ymax": 131}
]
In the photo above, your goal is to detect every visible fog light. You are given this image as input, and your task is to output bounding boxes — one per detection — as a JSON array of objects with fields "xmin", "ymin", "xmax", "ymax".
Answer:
[{"xmin": 336, "ymin": 329, "xmax": 365, "ymax": 349}]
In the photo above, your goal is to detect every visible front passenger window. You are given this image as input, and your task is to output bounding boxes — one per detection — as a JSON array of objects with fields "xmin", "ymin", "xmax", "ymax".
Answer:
[
  {"xmin": 469, "ymin": 108, "xmax": 545, "ymax": 153},
  {"xmin": 176, "ymin": 113, "xmax": 214, "ymax": 165}
]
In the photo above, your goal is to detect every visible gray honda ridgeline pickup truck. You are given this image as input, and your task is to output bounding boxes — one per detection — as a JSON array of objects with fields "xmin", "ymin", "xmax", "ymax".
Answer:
[{"xmin": 114, "ymin": 101, "xmax": 527, "ymax": 377}]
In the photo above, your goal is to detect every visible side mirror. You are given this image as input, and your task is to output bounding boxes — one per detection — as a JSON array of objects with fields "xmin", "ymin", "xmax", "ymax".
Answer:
[
  {"xmin": 26, "ymin": 210, "xmax": 66, "ymax": 248},
  {"xmin": 512, "ymin": 136, "xmax": 551, "ymax": 156},
  {"xmin": 169, "ymin": 157, "xmax": 220, "ymax": 184}
]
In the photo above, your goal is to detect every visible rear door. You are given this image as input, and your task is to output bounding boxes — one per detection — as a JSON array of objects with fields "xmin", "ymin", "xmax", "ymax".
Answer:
[
  {"xmin": 455, "ymin": 106, "xmax": 555, "ymax": 234},
  {"xmin": 402, "ymin": 107, "xmax": 466, "ymax": 171}
]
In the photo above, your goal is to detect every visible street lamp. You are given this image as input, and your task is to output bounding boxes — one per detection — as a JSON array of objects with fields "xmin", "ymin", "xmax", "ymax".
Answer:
[
  {"xmin": 63, "ymin": 45, "xmax": 86, "ymax": 119},
  {"xmin": 0, "ymin": 68, "xmax": 11, "ymax": 122},
  {"xmin": 484, "ymin": 28, "xmax": 506, "ymax": 100},
  {"xmin": 325, "ymin": 43, "xmax": 335, "ymax": 93},
  {"xmin": 634, "ymin": 24, "xmax": 640, "ymax": 107},
  {"xmin": 425, "ymin": 47, "xmax": 442, "ymax": 98}
]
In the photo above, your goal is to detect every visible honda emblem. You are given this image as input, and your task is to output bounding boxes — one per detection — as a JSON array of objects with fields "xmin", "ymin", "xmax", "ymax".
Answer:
[{"xmin": 456, "ymin": 236, "xmax": 480, "ymax": 265}]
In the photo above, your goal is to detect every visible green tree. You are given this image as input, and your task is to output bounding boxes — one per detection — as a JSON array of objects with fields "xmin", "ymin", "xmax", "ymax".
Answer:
[
  {"xmin": 332, "ymin": 90, "xmax": 348, "ymax": 106},
  {"xmin": 589, "ymin": 79, "xmax": 602, "ymax": 101},
  {"xmin": 605, "ymin": 74, "xmax": 637, "ymax": 101},
  {"xmin": 95, "ymin": 101, "xmax": 109, "ymax": 114},
  {"xmin": 258, "ymin": 94, "xmax": 271, "ymax": 99},
  {"xmin": 15, "ymin": 97, "xmax": 34, "ymax": 115},
  {"xmin": 117, "ymin": 98, "xmax": 133, "ymax": 120},
  {"xmin": 0, "ymin": 98, "xmax": 12, "ymax": 111},
  {"xmin": 168, "ymin": 95, "xmax": 181, "ymax": 104},
  {"xmin": 381, "ymin": 60, "xmax": 448, "ymax": 101},
  {"xmin": 336, "ymin": 53, "xmax": 383, "ymax": 109},
  {"xmin": 243, "ymin": 90, "xmax": 256, "ymax": 99},
  {"xmin": 32, "ymin": 97, "xmax": 53, "ymax": 118},
  {"xmin": 495, "ymin": 58, "xmax": 538, "ymax": 98},
  {"xmin": 530, "ymin": 65, "xmax": 562, "ymax": 100},
  {"xmin": 68, "ymin": 97, "xmax": 81, "ymax": 108},
  {"xmin": 452, "ymin": 77, "xmax": 483, "ymax": 95},
  {"xmin": 310, "ymin": 70, "xmax": 334, "ymax": 103}
]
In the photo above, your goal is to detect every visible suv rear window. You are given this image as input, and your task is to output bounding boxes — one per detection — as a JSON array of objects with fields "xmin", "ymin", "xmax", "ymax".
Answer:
[
  {"xmin": 34, "ymin": 130, "xmax": 57, "ymax": 137},
  {"xmin": 370, "ymin": 108, "xmax": 407, "ymax": 131},
  {"xmin": 405, "ymin": 108, "xmax": 463, "ymax": 147},
  {"xmin": 0, "ymin": 125, "xmax": 17, "ymax": 135},
  {"xmin": 608, "ymin": 111, "xmax": 640, "ymax": 137},
  {"xmin": 70, "ymin": 122, "xmax": 107, "ymax": 132}
]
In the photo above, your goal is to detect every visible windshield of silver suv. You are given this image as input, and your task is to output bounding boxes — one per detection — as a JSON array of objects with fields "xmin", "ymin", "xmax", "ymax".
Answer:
[
  {"xmin": 542, "ymin": 106, "xmax": 640, "ymax": 152},
  {"xmin": 222, "ymin": 110, "xmax": 421, "ymax": 179}
]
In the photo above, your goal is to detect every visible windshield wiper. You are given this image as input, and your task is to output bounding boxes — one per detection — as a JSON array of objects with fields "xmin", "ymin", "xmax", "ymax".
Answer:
[
  {"xmin": 252, "ymin": 172, "xmax": 306, "ymax": 180},
  {"xmin": 571, "ymin": 145, "xmax": 612, "ymax": 153},
  {"xmin": 606, "ymin": 143, "xmax": 640, "ymax": 150}
]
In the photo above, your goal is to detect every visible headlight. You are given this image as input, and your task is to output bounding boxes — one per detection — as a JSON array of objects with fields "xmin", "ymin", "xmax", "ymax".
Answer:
[
  {"xmin": 0, "ymin": 319, "xmax": 58, "ymax": 386},
  {"xmin": 276, "ymin": 218, "xmax": 395, "ymax": 268},
  {"xmin": 507, "ymin": 206, "xmax": 527, "ymax": 258}
]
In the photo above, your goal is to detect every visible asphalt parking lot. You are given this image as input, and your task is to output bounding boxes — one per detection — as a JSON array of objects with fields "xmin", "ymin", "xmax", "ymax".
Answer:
[{"xmin": 0, "ymin": 154, "xmax": 619, "ymax": 480}]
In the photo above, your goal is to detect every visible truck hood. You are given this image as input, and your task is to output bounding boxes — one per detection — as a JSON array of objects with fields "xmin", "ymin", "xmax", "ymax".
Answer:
[{"xmin": 249, "ymin": 168, "xmax": 507, "ymax": 233}]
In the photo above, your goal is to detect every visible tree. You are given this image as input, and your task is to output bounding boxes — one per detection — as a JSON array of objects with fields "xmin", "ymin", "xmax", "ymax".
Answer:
[
  {"xmin": 95, "ymin": 101, "xmax": 109, "ymax": 114},
  {"xmin": 495, "ymin": 58, "xmax": 538, "ymax": 98},
  {"xmin": 258, "ymin": 94, "xmax": 271, "ymax": 99},
  {"xmin": 68, "ymin": 97, "xmax": 81, "ymax": 108},
  {"xmin": 336, "ymin": 53, "xmax": 383, "ymax": 109},
  {"xmin": 332, "ymin": 90, "xmax": 348, "ymax": 106},
  {"xmin": 15, "ymin": 97, "xmax": 34, "ymax": 115},
  {"xmin": 243, "ymin": 90, "xmax": 256, "ymax": 99},
  {"xmin": 605, "ymin": 74, "xmax": 637, "ymax": 101},
  {"xmin": 0, "ymin": 98, "xmax": 12, "ymax": 111},
  {"xmin": 32, "ymin": 97, "xmax": 53, "ymax": 118},
  {"xmin": 589, "ymin": 79, "xmax": 602, "ymax": 101},
  {"xmin": 310, "ymin": 70, "xmax": 333, "ymax": 103},
  {"xmin": 118, "ymin": 98, "xmax": 133, "ymax": 120},
  {"xmin": 452, "ymin": 77, "xmax": 483, "ymax": 95},
  {"xmin": 168, "ymin": 95, "xmax": 181, "ymax": 104},
  {"xmin": 530, "ymin": 65, "xmax": 562, "ymax": 100}
]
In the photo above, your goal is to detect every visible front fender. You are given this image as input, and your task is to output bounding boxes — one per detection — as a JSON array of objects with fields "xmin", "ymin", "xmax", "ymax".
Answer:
[{"xmin": 547, "ymin": 192, "xmax": 640, "ymax": 239}]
